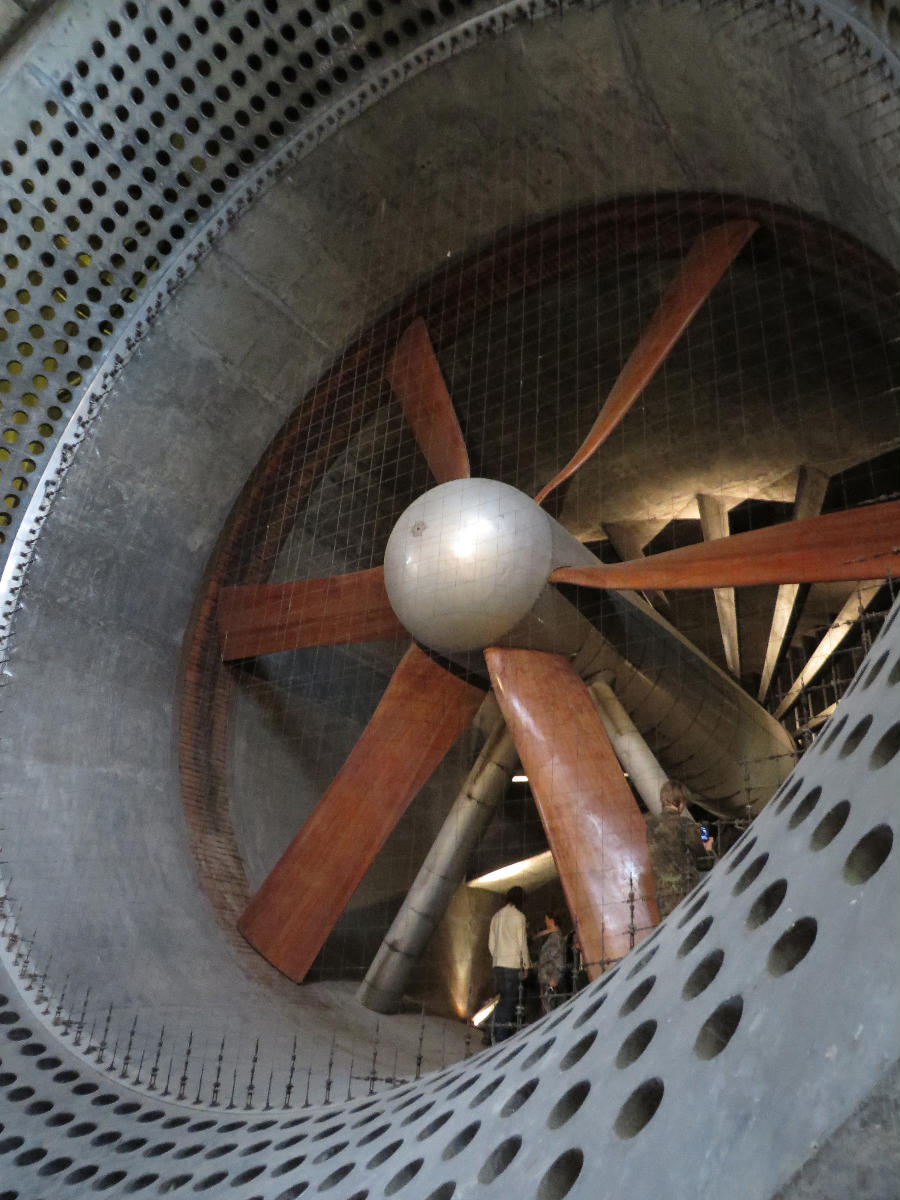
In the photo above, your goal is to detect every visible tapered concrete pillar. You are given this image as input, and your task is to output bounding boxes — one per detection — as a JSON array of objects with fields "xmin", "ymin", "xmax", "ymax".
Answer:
[
  {"xmin": 758, "ymin": 466, "xmax": 829, "ymax": 702},
  {"xmin": 587, "ymin": 677, "xmax": 667, "ymax": 814},
  {"xmin": 357, "ymin": 699, "xmax": 519, "ymax": 1014},
  {"xmin": 697, "ymin": 492, "xmax": 741, "ymax": 677},
  {"xmin": 774, "ymin": 581, "xmax": 883, "ymax": 719}
]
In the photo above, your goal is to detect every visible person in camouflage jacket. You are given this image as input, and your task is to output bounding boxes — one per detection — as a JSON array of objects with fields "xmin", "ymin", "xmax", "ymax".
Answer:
[{"xmin": 645, "ymin": 779, "xmax": 714, "ymax": 918}]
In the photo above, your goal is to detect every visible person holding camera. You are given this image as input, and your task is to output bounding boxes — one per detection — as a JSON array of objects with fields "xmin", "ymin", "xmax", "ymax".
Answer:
[{"xmin": 645, "ymin": 779, "xmax": 715, "ymax": 919}]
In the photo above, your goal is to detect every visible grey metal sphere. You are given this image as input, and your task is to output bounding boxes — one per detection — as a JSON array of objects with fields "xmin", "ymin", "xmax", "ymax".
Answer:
[{"xmin": 383, "ymin": 478, "xmax": 553, "ymax": 654}]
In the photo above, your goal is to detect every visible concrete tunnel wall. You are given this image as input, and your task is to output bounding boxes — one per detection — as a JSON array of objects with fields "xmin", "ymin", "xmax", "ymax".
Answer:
[
  {"xmin": 0, "ymin": 0, "xmax": 898, "ymax": 1193},
  {"xmin": 0, "ymin": 590, "xmax": 897, "ymax": 1196}
]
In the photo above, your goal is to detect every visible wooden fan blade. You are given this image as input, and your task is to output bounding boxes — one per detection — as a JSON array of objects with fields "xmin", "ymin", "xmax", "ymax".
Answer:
[
  {"xmin": 535, "ymin": 220, "xmax": 758, "ymax": 505},
  {"xmin": 551, "ymin": 500, "xmax": 900, "ymax": 592},
  {"xmin": 485, "ymin": 647, "xmax": 658, "ymax": 977},
  {"xmin": 218, "ymin": 567, "xmax": 406, "ymax": 660},
  {"xmin": 386, "ymin": 317, "xmax": 471, "ymax": 484},
  {"xmin": 238, "ymin": 643, "xmax": 483, "ymax": 982}
]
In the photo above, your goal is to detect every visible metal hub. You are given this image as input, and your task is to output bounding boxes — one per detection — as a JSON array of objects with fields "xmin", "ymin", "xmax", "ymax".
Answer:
[{"xmin": 383, "ymin": 478, "xmax": 553, "ymax": 654}]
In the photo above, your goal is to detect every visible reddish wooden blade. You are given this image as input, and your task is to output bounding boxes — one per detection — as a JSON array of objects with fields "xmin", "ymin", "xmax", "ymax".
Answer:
[
  {"xmin": 551, "ymin": 500, "xmax": 900, "ymax": 592},
  {"xmin": 386, "ymin": 317, "xmax": 471, "ymax": 484},
  {"xmin": 218, "ymin": 567, "xmax": 406, "ymax": 660},
  {"xmin": 485, "ymin": 648, "xmax": 658, "ymax": 977},
  {"xmin": 535, "ymin": 220, "xmax": 758, "ymax": 505},
  {"xmin": 238, "ymin": 643, "xmax": 483, "ymax": 981}
]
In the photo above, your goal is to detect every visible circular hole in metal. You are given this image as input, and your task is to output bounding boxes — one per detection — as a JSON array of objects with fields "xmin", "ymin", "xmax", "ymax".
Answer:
[
  {"xmin": 67, "ymin": 1122, "xmax": 98, "ymax": 1138},
  {"xmin": 39, "ymin": 1155, "xmax": 74, "ymax": 1175},
  {"xmin": 675, "ymin": 892, "xmax": 708, "ymax": 927},
  {"xmin": 869, "ymin": 722, "xmax": 900, "ymax": 769},
  {"xmin": 92, "ymin": 1130, "xmax": 120, "ymax": 1147},
  {"xmin": 810, "ymin": 801, "xmax": 851, "ymax": 850},
  {"xmin": 678, "ymin": 915, "xmax": 713, "ymax": 958},
  {"xmin": 746, "ymin": 880, "xmax": 788, "ymax": 929},
  {"xmin": 547, "ymin": 1080, "xmax": 590, "ymax": 1129},
  {"xmin": 618, "ymin": 977, "xmax": 655, "ymax": 1016},
  {"xmin": 357, "ymin": 1124, "xmax": 388, "ymax": 1147},
  {"xmin": 861, "ymin": 649, "xmax": 889, "ymax": 689},
  {"xmin": 319, "ymin": 1162, "xmax": 353, "ymax": 1190},
  {"xmin": 559, "ymin": 1030, "xmax": 597, "ymax": 1070},
  {"xmin": 818, "ymin": 714, "xmax": 848, "ymax": 754},
  {"xmin": 47, "ymin": 1113, "xmax": 75, "ymax": 1128},
  {"xmin": 613, "ymin": 1078, "xmax": 664, "ymax": 1138},
  {"xmin": 384, "ymin": 1157, "xmax": 424, "ymax": 1194},
  {"xmin": 495, "ymin": 1043, "xmax": 524, "ymax": 1069},
  {"xmin": 15, "ymin": 1146, "xmax": 47, "ymax": 1166},
  {"xmin": 537, "ymin": 1148, "xmax": 584, "ymax": 1200},
  {"xmin": 115, "ymin": 1137, "xmax": 147, "ymax": 1154},
  {"xmin": 367, "ymin": 1139, "xmax": 401, "ymax": 1169},
  {"xmin": 271, "ymin": 1155, "xmax": 306, "ymax": 1177},
  {"xmin": 273, "ymin": 1183, "xmax": 310, "ymax": 1200},
  {"xmin": 521, "ymin": 1037, "xmax": 556, "ymax": 1068},
  {"xmin": 682, "ymin": 949, "xmax": 724, "ymax": 1000},
  {"xmin": 193, "ymin": 1171, "xmax": 228, "ymax": 1191},
  {"xmin": 477, "ymin": 1135, "xmax": 521, "ymax": 1183},
  {"xmin": 124, "ymin": 1173, "xmax": 159, "ymax": 1193},
  {"xmin": 694, "ymin": 996, "xmax": 744, "ymax": 1059},
  {"xmin": 400, "ymin": 1101, "xmax": 434, "ymax": 1126},
  {"xmin": 446, "ymin": 1075, "xmax": 478, "ymax": 1100},
  {"xmin": 838, "ymin": 715, "xmax": 873, "ymax": 758},
  {"xmin": 768, "ymin": 918, "xmax": 817, "ymax": 976},
  {"xmin": 615, "ymin": 1020, "xmax": 657, "ymax": 1069},
  {"xmin": 143, "ymin": 1141, "xmax": 174, "ymax": 1158},
  {"xmin": 203, "ymin": 1142, "xmax": 237, "ymax": 1159},
  {"xmin": 843, "ymin": 825, "xmax": 894, "ymax": 884},
  {"xmin": 774, "ymin": 779, "xmax": 803, "ymax": 814},
  {"xmin": 626, "ymin": 945, "xmax": 659, "ymax": 979},
  {"xmin": 417, "ymin": 1112, "xmax": 451, "ymax": 1142},
  {"xmin": 312, "ymin": 1140, "xmax": 348, "ymax": 1164},
  {"xmin": 441, "ymin": 1123, "xmax": 479, "ymax": 1161},
  {"xmin": 572, "ymin": 994, "xmax": 605, "ymax": 1029},
  {"xmin": 787, "ymin": 786, "xmax": 822, "ymax": 828},
  {"xmin": 65, "ymin": 1163, "xmax": 99, "ymax": 1184},
  {"xmin": 499, "ymin": 1078, "xmax": 537, "ymax": 1116},
  {"xmin": 93, "ymin": 1169, "xmax": 128, "ymax": 1190},
  {"xmin": 470, "ymin": 1077, "xmax": 503, "ymax": 1108},
  {"xmin": 732, "ymin": 854, "xmax": 769, "ymax": 895}
]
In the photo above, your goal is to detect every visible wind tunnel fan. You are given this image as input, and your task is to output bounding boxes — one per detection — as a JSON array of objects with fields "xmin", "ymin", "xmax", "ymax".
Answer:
[{"xmin": 217, "ymin": 220, "xmax": 900, "ymax": 984}]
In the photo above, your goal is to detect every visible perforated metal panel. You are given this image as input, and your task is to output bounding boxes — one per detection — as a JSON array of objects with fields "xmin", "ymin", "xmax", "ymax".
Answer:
[
  {"xmin": 1, "ymin": 0, "xmax": 899, "ymax": 1196},
  {"xmin": 0, "ymin": 593, "xmax": 897, "ymax": 1196}
]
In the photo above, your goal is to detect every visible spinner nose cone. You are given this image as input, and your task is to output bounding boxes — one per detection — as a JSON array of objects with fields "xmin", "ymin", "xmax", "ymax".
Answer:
[{"xmin": 383, "ymin": 478, "xmax": 553, "ymax": 655}]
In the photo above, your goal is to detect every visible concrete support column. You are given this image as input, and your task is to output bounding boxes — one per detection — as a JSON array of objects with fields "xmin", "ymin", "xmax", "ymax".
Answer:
[
  {"xmin": 357, "ymin": 699, "xmax": 519, "ymax": 1014},
  {"xmin": 757, "ymin": 465, "xmax": 829, "ymax": 702},
  {"xmin": 602, "ymin": 519, "xmax": 669, "ymax": 610},
  {"xmin": 587, "ymin": 677, "xmax": 667, "ymax": 814},
  {"xmin": 773, "ymin": 581, "xmax": 883, "ymax": 719},
  {"xmin": 697, "ymin": 492, "xmax": 741, "ymax": 677}
]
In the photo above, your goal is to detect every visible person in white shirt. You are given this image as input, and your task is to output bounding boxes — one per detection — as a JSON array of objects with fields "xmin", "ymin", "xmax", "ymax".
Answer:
[{"xmin": 488, "ymin": 886, "xmax": 530, "ymax": 1042}]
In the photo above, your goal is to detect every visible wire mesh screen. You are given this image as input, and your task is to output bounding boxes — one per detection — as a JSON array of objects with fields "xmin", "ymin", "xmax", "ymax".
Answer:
[
  {"xmin": 0, "ymin": 0, "xmax": 898, "ymax": 1111},
  {"xmin": 196, "ymin": 193, "xmax": 899, "ymax": 1002}
]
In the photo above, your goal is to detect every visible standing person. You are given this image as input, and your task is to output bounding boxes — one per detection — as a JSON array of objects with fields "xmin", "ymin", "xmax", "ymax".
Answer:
[
  {"xmin": 645, "ymin": 779, "xmax": 715, "ymax": 918},
  {"xmin": 535, "ymin": 911, "xmax": 566, "ymax": 1014},
  {"xmin": 488, "ymin": 886, "xmax": 530, "ymax": 1042}
]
